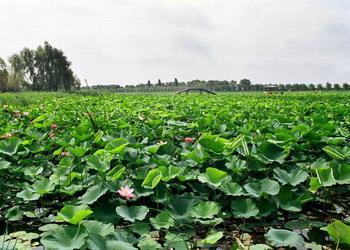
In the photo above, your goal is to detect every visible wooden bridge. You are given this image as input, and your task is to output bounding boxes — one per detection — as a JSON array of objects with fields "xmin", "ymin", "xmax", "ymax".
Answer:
[{"xmin": 176, "ymin": 88, "xmax": 216, "ymax": 95}]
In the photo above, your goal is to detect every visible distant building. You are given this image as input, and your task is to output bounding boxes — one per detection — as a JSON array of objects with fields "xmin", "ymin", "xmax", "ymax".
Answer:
[{"xmin": 263, "ymin": 85, "xmax": 279, "ymax": 91}]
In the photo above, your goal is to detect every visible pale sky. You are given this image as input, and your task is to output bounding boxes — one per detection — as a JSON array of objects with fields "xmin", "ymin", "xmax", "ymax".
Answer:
[{"xmin": 1, "ymin": 0, "xmax": 349, "ymax": 85}]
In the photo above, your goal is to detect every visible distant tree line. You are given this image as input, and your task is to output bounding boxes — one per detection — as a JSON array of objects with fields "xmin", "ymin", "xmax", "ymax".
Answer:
[
  {"xmin": 1, "ymin": 43, "xmax": 349, "ymax": 93},
  {"xmin": 86, "ymin": 78, "xmax": 350, "ymax": 92},
  {"xmin": 0, "ymin": 42, "xmax": 80, "ymax": 92}
]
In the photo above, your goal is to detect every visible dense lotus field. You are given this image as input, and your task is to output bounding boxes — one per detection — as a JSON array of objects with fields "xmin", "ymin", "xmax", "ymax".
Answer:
[{"xmin": 1, "ymin": 92, "xmax": 350, "ymax": 249}]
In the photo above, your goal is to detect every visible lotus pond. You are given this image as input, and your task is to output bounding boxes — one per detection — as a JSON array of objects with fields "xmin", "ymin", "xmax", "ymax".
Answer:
[{"xmin": 0, "ymin": 92, "xmax": 350, "ymax": 249}]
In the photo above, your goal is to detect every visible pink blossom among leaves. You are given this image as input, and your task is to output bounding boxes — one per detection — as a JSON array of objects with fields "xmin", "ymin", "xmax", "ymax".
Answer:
[
  {"xmin": 117, "ymin": 186, "xmax": 135, "ymax": 200},
  {"xmin": 184, "ymin": 137, "xmax": 195, "ymax": 143}
]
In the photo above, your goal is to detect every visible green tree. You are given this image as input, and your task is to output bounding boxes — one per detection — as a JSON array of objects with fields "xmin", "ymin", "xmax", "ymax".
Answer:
[
  {"xmin": 239, "ymin": 79, "xmax": 252, "ymax": 91},
  {"xmin": 9, "ymin": 42, "xmax": 78, "ymax": 91},
  {"xmin": 309, "ymin": 84, "xmax": 315, "ymax": 90},
  {"xmin": 174, "ymin": 78, "xmax": 179, "ymax": 86},
  {"xmin": 333, "ymin": 83, "xmax": 341, "ymax": 90},
  {"xmin": 229, "ymin": 80, "xmax": 237, "ymax": 91},
  {"xmin": 0, "ymin": 57, "xmax": 9, "ymax": 92}
]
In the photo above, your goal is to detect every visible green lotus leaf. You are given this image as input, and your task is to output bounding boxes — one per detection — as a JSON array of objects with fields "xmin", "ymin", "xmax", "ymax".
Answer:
[
  {"xmin": 231, "ymin": 198, "xmax": 259, "ymax": 218},
  {"xmin": 142, "ymin": 168, "xmax": 162, "ymax": 189},
  {"xmin": 5, "ymin": 206, "xmax": 23, "ymax": 221},
  {"xmin": 39, "ymin": 224, "xmax": 60, "ymax": 232},
  {"xmin": 249, "ymin": 244, "xmax": 272, "ymax": 250},
  {"xmin": 323, "ymin": 146, "xmax": 346, "ymax": 160},
  {"xmin": 107, "ymin": 241, "xmax": 137, "ymax": 250},
  {"xmin": 32, "ymin": 178, "xmax": 55, "ymax": 195},
  {"xmin": 115, "ymin": 205, "xmax": 149, "ymax": 222},
  {"xmin": 0, "ymin": 138, "xmax": 21, "ymax": 156},
  {"xmin": 164, "ymin": 232, "xmax": 191, "ymax": 250},
  {"xmin": 197, "ymin": 134, "xmax": 228, "ymax": 153},
  {"xmin": 150, "ymin": 211, "xmax": 175, "ymax": 229},
  {"xmin": 67, "ymin": 146, "xmax": 88, "ymax": 157},
  {"xmin": 224, "ymin": 134, "xmax": 246, "ymax": 154},
  {"xmin": 0, "ymin": 160, "xmax": 11, "ymax": 170},
  {"xmin": 57, "ymin": 205, "xmax": 93, "ymax": 224},
  {"xmin": 265, "ymin": 228, "xmax": 304, "ymax": 248},
  {"xmin": 82, "ymin": 220, "xmax": 115, "ymax": 237},
  {"xmin": 276, "ymin": 186, "xmax": 313, "ymax": 212},
  {"xmin": 258, "ymin": 142, "xmax": 289, "ymax": 162},
  {"xmin": 164, "ymin": 240, "xmax": 190, "ymax": 250},
  {"xmin": 93, "ymin": 202, "xmax": 120, "ymax": 224},
  {"xmin": 16, "ymin": 188, "xmax": 40, "ymax": 201},
  {"xmin": 105, "ymin": 138, "xmax": 129, "ymax": 154},
  {"xmin": 159, "ymin": 165, "xmax": 180, "ymax": 182},
  {"xmin": 61, "ymin": 184, "xmax": 83, "ymax": 196},
  {"xmin": 284, "ymin": 220, "xmax": 326, "ymax": 230},
  {"xmin": 219, "ymin": 182, "xmax": 244, "ymax": 196},
  {"xmin": 138, "ymin": 235, "xmax": 162, "ymax": 249},
  {"xmin": 326, "ymin": 220, "xmax": 350, "ymax": 245},
  {"xmin": 191, "ymin": 201, "xmax": 220, "ymax": 219},
  {"xmin": 133, "ymin": 180, "xmax": 154, "ymax": 197},
  {"xmin": 86, "ymin": 154, "xmax": 112, "ymax": 172},
  {"xmin": 316, "ymin": 167, "xmax": 336, "ymax": 187},
  {"xmin": 86, "ymin": 234, "xmax": 136, "ymax": 250},
  {"xmin": 244, "ymin": 179, "xmax": 280, "ymax": 197},
  {"xmin": 106, "ymin": 165, "xmax": 126, "ymax": 181},
  {"xmin": 78, "ymin": 183, "xmax": 108, "ymax": 205},
  {"xmin": 273, "ymin": 167, "xmax": 309, "ymax": 186},
  {"xmin": 41, "ymin": 225, "xmax": 88, "ymax": 250},
  {"xmin": 167, "ymin": 197, "xmax": 195, "ymax": 223},
  {"xmin": 24, "ymin": 143, "xmax": 45, "ymax": 153},
  {"xmin": 332, "ymin": 163, "xmax": 350, "ymax": 185},
  {"xmin": 200, "ymin": 231, "xmax": 224, "ymax": 245},
  {"xmin": 85, "ymin": 233, "xmax": 107, "ymax": 250},
  {"xmin": 185, "ymin": 148, "xmax": 207, "ymax": 163},
  {"xmin": 132, "ymin": 221, "xmax": 150, "ymax": 235},
  {"xmin": 144, "ymin": 142, "xmax": 166, "ymax": 154},
  {"xmin": 198, "ymin": 167, "xmax": 228, "ymax": 187},
  {"xmin": 150, "ymin": 182, "xmax": 169, "ymax": 203},
  {"xmin": 309, "ymin": 177, "xmax": 322, "ymax": 193},
  {"xmin": 256, "ymin": 198, "xmax": 278, "ymax": 217},
  {"xmin": 24, "ymin": 166, "xmax": 43, "ymax": 177}
]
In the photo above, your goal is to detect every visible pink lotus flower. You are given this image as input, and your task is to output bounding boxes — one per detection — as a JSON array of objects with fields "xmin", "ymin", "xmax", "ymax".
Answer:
[
  {"xmin": 117, "ymin": 186, "xmax": 135, "ymax": 200},
  {"xmin": 184, "ymin": 137, "xmax": 194, "ymax": 143},
  {"xmin": 51, "ymin": 124, "xmax": 58, "ymax": 129},
  {"xmin": 22, "ymin": 111, "xmax": 29, "ymax": 116}
]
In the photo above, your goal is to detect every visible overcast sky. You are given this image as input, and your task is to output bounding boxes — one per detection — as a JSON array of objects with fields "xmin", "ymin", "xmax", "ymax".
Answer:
[{"xmin": 1, "ymin": 0, "xmax": 349, "ymax": 85}]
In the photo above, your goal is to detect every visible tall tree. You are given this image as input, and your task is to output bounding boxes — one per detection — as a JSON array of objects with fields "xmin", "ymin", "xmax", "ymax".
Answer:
[
  {"xmin": 309, "ymin": 84, "xmax": 315, "ymax": 90},
  {"xmin": 174, "ymin": 78, "xmax": 179, "ymax": 86},
  {"xmin": 229, "ymin": 80, "xmax": 237, "ymax": 91},
  {"xmin": 0, "ymin": 58, "xmax": 9, "ymax": 92},
  {"xmin": 9, "ymin": 42, "xmax": 78, "ymax": 91},
  {"xmin": 239, "ymin": 79, "xmax": 251, "ymax": 91},
  {"xmin": 147, "ymin": 80, "xmax": 152, "ymax": 88},
  {"xmin": 333, "ymin": 83, "xmax": 341, "ymax": 90}
]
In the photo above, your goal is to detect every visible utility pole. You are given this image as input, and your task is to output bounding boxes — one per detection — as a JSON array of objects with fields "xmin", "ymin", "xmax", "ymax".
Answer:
[{"xmin": 84, "ymin": 79, "xmax": 90, "ymax": 89}]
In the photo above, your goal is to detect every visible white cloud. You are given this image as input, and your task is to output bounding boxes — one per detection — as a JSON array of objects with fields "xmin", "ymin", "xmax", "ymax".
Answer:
[{"xmin": 0, "ymin": 0, "xmax": 349, "ymax": 85}]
